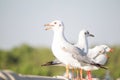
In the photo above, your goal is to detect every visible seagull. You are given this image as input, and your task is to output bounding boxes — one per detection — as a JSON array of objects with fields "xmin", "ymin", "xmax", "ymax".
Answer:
[
  {"xmin": 44, "ymin": 20, "xmax": 106, "ymax": 79},
  {"xmin": 83, "ymin": 45, "xmax": 113, "ymax": 80},
  {"xmin": 42, "ymin": 45, "xmax": 112, "ymax": 79},
  {"xmin": 75, "ymin": 29, "xmax": 94, "ymax": 80},
  {"xmin": 42, "ymin": 28, "xmax": 94, "ymax": 80},
  {"xmin": 42, "ymin": 30, "xmax": 93, "ymax": 79}
]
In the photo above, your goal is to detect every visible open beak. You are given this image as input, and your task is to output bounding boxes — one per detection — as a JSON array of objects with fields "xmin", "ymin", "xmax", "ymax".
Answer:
[
  {"xmin": 44, "ymin": 23, "xmax": 50, "ymax": 26},
  {"xmin": 44, "ymin": 23, "xmax": 53, "ymax": 30},
  {"xmin": 89, "ymin": 34, "xmax": 95, "ymax": 37}
]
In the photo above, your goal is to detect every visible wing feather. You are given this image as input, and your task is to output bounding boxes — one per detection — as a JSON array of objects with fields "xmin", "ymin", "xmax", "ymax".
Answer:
[{"xmin": 61, "ymin": 44, "xmax": 93, "ymax": 64}]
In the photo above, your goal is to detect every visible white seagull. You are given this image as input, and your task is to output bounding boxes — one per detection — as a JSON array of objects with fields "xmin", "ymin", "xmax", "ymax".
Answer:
[
  {"xmin": 42, "ymin": 29, "xmax": 94, "ymax": 79},
  {"xmin": 42, "ymin": 45, "xmax": 112, "ymax": 79},
  {"xmin": 75, "ymin": 29, "xmax": 94, "ymax": 80},
  {"xmin": 83, "ymin": 45, "xmax": 113, "ymax": 80},
  {"xmin": 44, "ymin": 20, "xmax": 105, "ymax": 79}
]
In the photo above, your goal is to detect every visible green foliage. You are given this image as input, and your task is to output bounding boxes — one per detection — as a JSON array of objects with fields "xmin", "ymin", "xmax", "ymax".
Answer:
[
  {"xmin": 0, "ymin": 44, "xmax": 64, "ymax": 76},
  {"xmin": 0, "ymin": 44, "xmax": 120, "ymax": 79}
]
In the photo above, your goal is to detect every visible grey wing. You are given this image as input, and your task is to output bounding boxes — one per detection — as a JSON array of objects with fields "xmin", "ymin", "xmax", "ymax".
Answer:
[
  {"xmin": 61, "ymin": 45, "xmax": 94, "ymax": 65},
  {"xmin": 62, "ymin": 45, "xmax": 108, "ymax": 69}
]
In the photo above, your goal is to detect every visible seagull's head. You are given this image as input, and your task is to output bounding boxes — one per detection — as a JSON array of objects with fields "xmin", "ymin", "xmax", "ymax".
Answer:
[
  {"xmin": 99, "ymin": 45, "xmax": 113, "ymax": 53},
  {"xmin": 44, "ymin": 20, "xmax": 64, "ymax": 31},
  {"xmin": 95, "ymin": 45, "xmax": 113, "ymax": 58},
  {"xmin": 79, "ymin": 29, "xmax": 95, "ymax": 37}
]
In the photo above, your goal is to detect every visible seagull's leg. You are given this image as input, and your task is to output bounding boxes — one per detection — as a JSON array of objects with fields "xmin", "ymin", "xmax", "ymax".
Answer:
[
  {"xmin": 76, "ymin": 68, "xmax": 79, "ymax": 80},
  {"xmin": 80, "ymin": 69, "xmax": 83, "ymax": 80},
  {"xmin": 87, "ymin": 70, "xmax": 92, "ymax": 80},
  {"xmin": 66, "ymin": 64, "xmax": 69, "ymax": 79},
  {"xmin": 72, "ymin": 68, "xmax": 75, "ymax": 80}
]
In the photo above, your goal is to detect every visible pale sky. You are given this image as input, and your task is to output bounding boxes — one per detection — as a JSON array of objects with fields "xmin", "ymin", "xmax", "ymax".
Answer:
[{"xmin": 0, "ymin": 0, "xmax": 120, "ymax": 49}]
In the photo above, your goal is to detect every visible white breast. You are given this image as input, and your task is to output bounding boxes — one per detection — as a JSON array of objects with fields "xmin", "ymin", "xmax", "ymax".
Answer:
[{"xmin": 52, "ymin": 43, "xmax": 81, "ymax": 68}]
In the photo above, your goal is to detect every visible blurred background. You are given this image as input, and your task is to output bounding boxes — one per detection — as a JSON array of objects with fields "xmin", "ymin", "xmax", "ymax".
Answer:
[{"xmin": 0, "ymin": 0, "xmax": 120, "ymax": 79}]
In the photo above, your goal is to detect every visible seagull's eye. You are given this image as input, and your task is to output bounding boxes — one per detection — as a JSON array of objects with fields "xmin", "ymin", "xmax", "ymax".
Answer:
[
  {"xmin": 59, "ymin": 24, "xmax": 61, "ymax": 27},
  {"xmin": 85, "ymin": 31, "xmax": 89, "ymax": 35},
  {"xmin": 85, "ymin": 32, "xmax": 87, "ymax": 35},
  {"xmin": 87, "ymin": 31, "xmax": 89, "ymax": 34},
  {"xmin": 54, "ymin": 22, "xmax": 57, "ymax": 24},
  {"xmin": 99, "ymin": 51, "xmax": 102, "ymax": 53},
  {"xmin": 86, "ymin": 31, "xmax": 89, "ymax": 34}
]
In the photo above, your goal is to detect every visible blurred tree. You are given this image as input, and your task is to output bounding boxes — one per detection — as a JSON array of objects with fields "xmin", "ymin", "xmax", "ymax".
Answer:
[{"xmin": 0, "ymin": 44, "xmax": 120, "ymax": 79}]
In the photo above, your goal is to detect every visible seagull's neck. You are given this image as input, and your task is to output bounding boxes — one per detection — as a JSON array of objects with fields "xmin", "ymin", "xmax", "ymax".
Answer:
[
  {"xmin": 52, "ymin": 28, "xmax": 67, "ymax": 45},
  {"xmin": 77, "ymin": 35, "xmax": 88, "ymax": 54}
]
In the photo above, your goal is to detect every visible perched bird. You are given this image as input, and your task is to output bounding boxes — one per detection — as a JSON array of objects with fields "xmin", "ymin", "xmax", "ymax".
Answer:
[
  {"xmin": 42, "ymin": 45, "xmax": 112, "ymax": 80},
  {"xmin": 82, "ymin": 45, "xmax": 113, "ymax": 80},
  {"xmin": 44, "ymin": 20, "xmax": 106, "ymax": 79},
  {"xmin": 75, "ymin": 29, "xmax": 94, "ymax": 80}
]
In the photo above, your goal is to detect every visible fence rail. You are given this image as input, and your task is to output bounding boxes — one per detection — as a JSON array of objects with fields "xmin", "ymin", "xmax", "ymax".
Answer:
[{"xmin": 0, "ymin": 70, "xmax": 64, "ymax": 80}]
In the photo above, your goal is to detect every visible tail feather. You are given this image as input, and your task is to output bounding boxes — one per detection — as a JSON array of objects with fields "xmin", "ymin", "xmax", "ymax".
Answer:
[
  {"xmin": 41, "ymin": 61, "xmax": 53, "ymax": 66},
  {"xmin": 91, "ymin": 63, "xmax": 108, "ymax": 70},
  {"xmin": 41, "ymin": 61, "xmax": 61, "ymax": 66}
]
